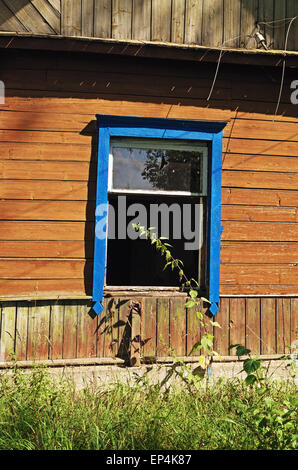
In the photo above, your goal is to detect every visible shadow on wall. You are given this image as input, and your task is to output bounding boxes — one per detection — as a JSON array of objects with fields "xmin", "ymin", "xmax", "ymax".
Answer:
[
  {"xmin": 0, "ymin": 0, "xmax": 295, "ymax": 50},
  {"xmin": 0, "ymin": 0, "xmax": 60, "ymax": 34},
  {"xmin": 0, "ymin": 47, "xmax": 297, "ymax": 307}
]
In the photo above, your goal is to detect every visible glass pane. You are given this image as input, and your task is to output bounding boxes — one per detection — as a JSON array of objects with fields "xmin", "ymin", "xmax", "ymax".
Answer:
[{"xmin": 112, "ymin": 146, "xmax": 202, "ymax": 193}]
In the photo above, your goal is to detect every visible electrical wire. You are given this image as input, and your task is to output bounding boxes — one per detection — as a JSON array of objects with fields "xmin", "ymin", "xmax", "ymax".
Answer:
[
  {"xmin": 206, "ymin": 15, "xmax": 298, "ymax": 107},
  {"xmin": 274, "ymin": 14, "xmax": 298, "ymax": 120},
  {"xmin": 206, "ymin": 35, "xmax": 242, "ymax": 101}
]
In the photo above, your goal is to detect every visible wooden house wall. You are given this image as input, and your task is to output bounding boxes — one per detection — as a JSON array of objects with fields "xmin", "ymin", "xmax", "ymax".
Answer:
[
  {"xmin": 0, "ymin": 0, "xmax": 297, "ymax": 52},
  {"xmin": 0, "ymin": 297, "xmax": 297, "ymax": 362},
  {"xmin": 0, "ymin": 49, "xmax": 297, "ymax": 362}
]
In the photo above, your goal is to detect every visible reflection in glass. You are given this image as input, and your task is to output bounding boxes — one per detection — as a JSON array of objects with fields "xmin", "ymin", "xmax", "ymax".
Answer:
[{"xmin": 112, "ymin": 146, "xmax": 202, "ymax": 193}]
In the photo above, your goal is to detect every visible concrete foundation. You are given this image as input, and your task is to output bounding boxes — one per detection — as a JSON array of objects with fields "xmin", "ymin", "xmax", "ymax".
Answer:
[{"xmin": 0, "ymin": 356, "xmax": 296, "ymax": 390}]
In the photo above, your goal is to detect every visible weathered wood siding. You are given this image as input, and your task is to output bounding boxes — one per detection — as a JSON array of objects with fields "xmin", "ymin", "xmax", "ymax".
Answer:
[
  {"xmin": 0, "ymin": 297, "xmax": 297, "ymax": 362},
  {"xmin": 0, "ymin": 0, "xmax": 297, "ymax": 51},
  {"xmin": 0, "ymin": 49, "xmax": 297, "ymax": 299}
]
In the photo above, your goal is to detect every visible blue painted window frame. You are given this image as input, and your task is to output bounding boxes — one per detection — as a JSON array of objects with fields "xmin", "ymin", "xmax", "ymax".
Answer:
[{"xmin": 93, "ymin": 115, "xmax": 226, "ymax": 316}]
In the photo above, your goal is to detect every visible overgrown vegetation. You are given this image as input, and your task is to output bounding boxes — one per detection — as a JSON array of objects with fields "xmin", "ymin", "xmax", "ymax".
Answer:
[
  {"xmin": 0, "ymin": 365, "xmax": 296, "ymax": 450},
  {"xmin": 0, "ymin": 226, "xmax": 296, "ymax": 451}
]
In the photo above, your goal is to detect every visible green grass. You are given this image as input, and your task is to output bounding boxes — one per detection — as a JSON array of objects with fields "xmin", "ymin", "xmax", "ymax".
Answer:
[{"xmin": 0, "ymin": 365, "xmax": 296, "ymax": 450}]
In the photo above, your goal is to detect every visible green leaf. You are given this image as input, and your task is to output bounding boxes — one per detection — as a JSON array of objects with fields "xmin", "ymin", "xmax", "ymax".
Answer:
[
  {"xmin": 185, "ymin": 300, "xmax": 197, "ymax": 309},
  {"xmin": 189, "ymin": 290, "xmax": 198, "ymax": 299},
  {"xmin": 235, "ymin": 346, "xmax": 251, "ymax": 357},
  {"xmin": 196, "ymin": 311, "xmax": 203, "ymax": 321},
  {"xmin": 200, "ymin": 297, "xmax": 211, "ymax": 304},
  {"xmin": 188, "ymin": 341, "xmax": 202, "ymax": 356},
  {"xmin": 243, "ymin": 358, "xmax": 261, "ymax": 374},
  {"xmin": 229, "ymin": 344, "xmax": 241, "ymax": 350},
  {"xmin": 245, "ymin": 374, "xmax": 257, "ymax": 386},
  {"xmin": 210, "ymin": 321, "xmax": 221, "ymax": 328}
]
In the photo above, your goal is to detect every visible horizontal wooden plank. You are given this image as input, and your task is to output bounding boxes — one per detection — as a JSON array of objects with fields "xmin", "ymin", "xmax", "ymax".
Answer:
[
  {"xmin": 0, "ymin": 180, "xmax": 93, "ymax": 200},
  {"xmin": 0, "ymin": 200, "xmax": 89, "ymax": 220},
  {"xmin": 222, "ymin": 188, "xmax": 298, "ymax": 207},
  {"xmin": 222, "ymin": 170, "xmax": 298, "ymax": 190},
  {"xmin": 0, "ymin": 110, "xmax": 91, "ymax": 132},
  {"xmin": 2, "ymin": 68, "xmax": 231, "ymax": 100},
  {"xmin": 0, "ymin": 160, "xmax": 92, "ymax": 181},
  {"xmin": 222, "ymin": 221, "xmax": 298, "ymax": 241},
  {"xmin": 221, "ymin": 242, "xmax": 298, "ymax": 264},
  {"xmin": 223, "ymin": 138, "xmax": 298, "ymax": 157},
  {"xmin": 0, "ymin": 279, "xmax": 90, "ymax": 298},
  {"xmin": 221, "ymin": 264, "xmax": 298, "ymax": 285},
  {"xmin": 1, "ymin": 240, "xmax": 296, "ymax": 265},
  {"xmin": 1, "ymin": 279, "xmax": 296, "ymax": 299},
  {"xmin": 0, "ymin": 141, "xmax": 92, "ymax": 161},
  {"xmin": 0, "ymin": 221, "xmax": 90, "ymax": 240},
  {"xmin": 1, "ymin": 201, "xmax": 296, "ymax": 223},
  {"xmin": 3, "ymin": 95, "xmax": 298, "ymax": 124},
  {"xmin": 0, "ymin": 259, "xmax": 91, "ymax": 279},
  {"xmin": 1, "ymin": 110, "xmax": 298, "ymax": 143},
  {"xmin": 0, "ymin": 241, "xmax": 89, "ymax": 258},
  {"xmin": 222, "ymin": 154, "xmax": 298, "ymax": 173},
  {"xmin": 232, "ymin": 80, "xmax": 294, "ymax": 105},
  {"xmin": 227, "ymin": 119, "xmax": 298, "ymax": 142},
  {"xmin": 221, "ymin": 205, "xmax": 298, "ymax": 222},
  {"xmin": 0, "ymin": 183, "xmax": 297, "ymax": 210},
  {"xmin": 0, "ymin": 129, "xmax": 91, "ymax": 145}
]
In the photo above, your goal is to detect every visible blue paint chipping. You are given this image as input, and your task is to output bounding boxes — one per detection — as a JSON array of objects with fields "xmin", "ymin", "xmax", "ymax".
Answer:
[{"xmin": 93, "ymin": 115, "xmax": 227, "ymax": 316}]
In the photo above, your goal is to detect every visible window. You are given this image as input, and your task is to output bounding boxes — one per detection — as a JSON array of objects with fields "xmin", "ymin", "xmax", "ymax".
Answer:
[{"xmin": 93, "ymin": 115, "xmax": 226, "ymax": 316}]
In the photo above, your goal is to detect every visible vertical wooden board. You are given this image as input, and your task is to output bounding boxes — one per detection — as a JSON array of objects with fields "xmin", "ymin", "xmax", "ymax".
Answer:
[
  {"xmin": 240, "ymin": 0, "xmax": 258, "ymax": 48},
  {"xmin": 156, "ymin": 298, "xmax": 170, "ymax": 356},
  {"xmin": 112, "ymin": 0, "xmax": 132, "ymax": 39},
  {"xmin": 94, "ymin": 0, "xmax": 111, "ymax": 37},
  {"xmin": 260, "ymin": 298, "xmax": 276, "ymax": 355},
  {"xmin": 171, "ymin": 0, "xmax": 186, "ymax": 43},
  {"xmin": 63, "ymin": 301, "xmax": 78, "ymax": 359},
  {"xmin": 30, "ymin": 0, "xmax": 61, "ymax": 33},
  {"xmin": 274, "ymin": 0, "xmax": 286, "ymax": 50},
  {"xmin": 77, "ymin": 301, "xmax": 97, "ymax": 358},
  {"xmin": 276, "ymin": 298, "xmax": 291, "ymax": 354},
  {"xmin": 49, "ymin": 302, "xmax": 64, "ymax": 360},
  {"xmin": 290, "ymin": 298, "xmax": 298, "ymax": 346},
  {"xmin": 184, "ymin": 0, "xmax": 203, "ymax": 44},
  {"xmin": 170, "ymin": 298, "xmax": 186, "ymax": 357},
  {"xmin": 286, "ymin": 0, "xmax": 298, "ymax": 52},
  {"xmin": 258, "ymin": 0, "xmax": 274, "ymax": 48},
  {"xmin": 272, "ymin": 0, "xmax": 286, "ymax": 50},
  {"xmin": 130, "ymin": 298, "xmax": 141, "ymax": 365},
  {"xmin": 202, "ymin": 0, "xmax": 223, "ymax": 47},
  {"xmin": 61, "ymin": 0, "xmax": 82, "ymax": 36},
  {"xmin": 229, "ymin": 298, "xmax": 246, "ymax": 349},
  {"xmin": 132, "ymin": 0, "xmax": 151, "ymax": 40},
  {"xmin": 151, "ymin": 0, "xmax": 171, "ymax": 42},
  {"xmin": 27, "ymin": 302, "xmax": 50, "ymax": 360},
  {"xmin": 141, "ymin": 298, "xmax": 156, "ymax": 357},
  {"xmin": 223, "ymin": 0, "xmax": 241, "ymax": 47},
  {"xmin": 245, "ymin": 298, "xmax": 260, "ymax": 355},
  {"xmin": 0, "ymin": 302, "xmax": 16, "ymax": 362},
  {"xmin": 95, "ymin": 299, "xmax": 106, "ymax": 358},
  {"xmin": 117, "ymin": 298, "xmax": 131, "ymax": 361},
  {"xmin": 102, "ymin": 298, "xmax": 119, "ymax": 357},
  {"xmin": 82, "ymin": 0, "xmax": 94, "ymax": 37},
  {"xmin": 15, "ymin": 301, "xmax": 28, "ymax": 361},
  {"xmin": 213, "ymin": 297, "xmax": 230, "ymax": 356},
  {"xmin": 186, "ymin": 304, "xmax": 201, "ymax": 356}
]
